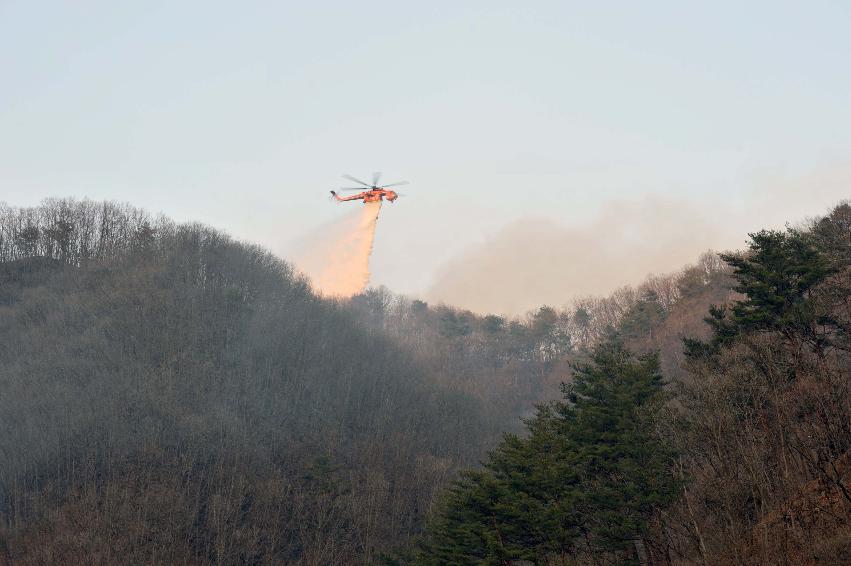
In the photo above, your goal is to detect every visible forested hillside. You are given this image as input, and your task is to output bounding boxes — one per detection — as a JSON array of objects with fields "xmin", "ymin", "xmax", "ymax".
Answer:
[
  {"xmin": 0, "ymin": 200, "xmax": 490, "ymax": 564},
  {"xmin": 0, "ymin": 199, "xmax": 585, "ymax": 564},
  {"xmin": 1, "ymin": 199, "xmax": 849, "ymax": 565},
  {"xmin": 412, "ymin": 203, "xmax": 851, "ymax": 564}
]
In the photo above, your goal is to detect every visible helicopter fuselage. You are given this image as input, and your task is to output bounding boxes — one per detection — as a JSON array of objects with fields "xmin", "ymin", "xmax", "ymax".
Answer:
[{"xmin": 331, "ymin": 189, "xmax": 398, "ymax": 203}]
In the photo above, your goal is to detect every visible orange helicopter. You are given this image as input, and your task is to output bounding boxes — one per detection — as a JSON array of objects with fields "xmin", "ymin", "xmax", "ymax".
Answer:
[{"xmin": 330, "ymin": 173, "xmax": 408, "ymax": 204}]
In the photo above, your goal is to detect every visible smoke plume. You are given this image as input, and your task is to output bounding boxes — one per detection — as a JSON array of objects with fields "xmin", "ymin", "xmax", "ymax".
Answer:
[
  {"xmin": 295, "ymin": 201, "xmax": 382, "ymax": 297},
  {"xmin": 425, "ymin": 196, "xmax": 745, "ymax": 315}
]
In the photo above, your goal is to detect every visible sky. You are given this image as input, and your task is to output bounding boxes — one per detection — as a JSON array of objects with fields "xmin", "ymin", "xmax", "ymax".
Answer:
[{"xmin": 2, "ymin": 1, "xmax": 850, "ymax": 313}]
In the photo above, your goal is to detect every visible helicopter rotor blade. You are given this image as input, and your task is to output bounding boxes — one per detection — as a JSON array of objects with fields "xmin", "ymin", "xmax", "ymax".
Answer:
[
  {"xmin": 372, "ymin": 171, "xmax": 382, "ymax": 187},
  {"xmin": 337, "ymin": 187, "xmax": 366, "ymax": 191},
  {"xmin": 342, "ymin": 174, "xmax": 371, "ymax": 187},
  {"xmin": 380, "ymin": 181, "xmax": 409, "ymax": 188}
]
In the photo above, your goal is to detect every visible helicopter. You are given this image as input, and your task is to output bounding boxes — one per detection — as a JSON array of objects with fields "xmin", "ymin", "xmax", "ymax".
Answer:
[{"xmin": 330, "ymin": 173, "xmax": 408, "ymax": 204}]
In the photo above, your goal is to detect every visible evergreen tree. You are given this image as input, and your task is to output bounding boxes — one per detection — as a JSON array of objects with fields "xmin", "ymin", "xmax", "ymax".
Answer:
[
  {"xmin": 686, "ymin": 228, "xmax": 834, "ymax": 358},
  {"xmin": 683, "ymin": 304, "xmax": 739, "ymax": 359},
  {"xmin": 566, "ymin": 338, "xmax": 677, "ymax": 555},
  {"xmin": 619, "ymin": 291, "xmax": 666, "ymax": 342},
  {"xmin": 414, "ymin": 338, "xmax": 677, "ymax": 564},
  {"xmin": 721, "ymin": 229, "xmax": 831, "ymax": 341}
]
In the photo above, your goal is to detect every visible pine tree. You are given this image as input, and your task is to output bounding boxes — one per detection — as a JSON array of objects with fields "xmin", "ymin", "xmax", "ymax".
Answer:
[
  {"xmin": 721, "ymin": 229, "xmax": 831, "ymax": 342},
  {"xmin": 414, "ymin": 337, "xmax": 676, "ymax": 564},
  {"xmin": 686, "ymin": 228, "xmax": 834, "ymax": 358},
  {"xmin": 415, "ymin": 411, "xmax": 583, "ymax": 564},
  {"xmin": 566, "ymin": 338, "xmax": 677, "ymax": 556},
  {"xmin": 619, "ymin": 291, "xmax": 666, "ymax": 342}
]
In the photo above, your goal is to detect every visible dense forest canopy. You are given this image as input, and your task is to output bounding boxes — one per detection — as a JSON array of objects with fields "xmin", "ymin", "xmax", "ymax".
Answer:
[{"xmin": 1, "ymin": 198, "xmax": 849, "ymax": 564}]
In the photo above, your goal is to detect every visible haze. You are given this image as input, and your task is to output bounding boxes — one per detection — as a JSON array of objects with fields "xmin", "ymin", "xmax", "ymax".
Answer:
[{"xmin": 2, "ymin": 1, "xmax": 850, "ymax": 313}]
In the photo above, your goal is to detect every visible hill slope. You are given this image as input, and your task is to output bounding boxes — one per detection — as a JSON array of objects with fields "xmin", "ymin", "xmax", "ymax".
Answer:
[
  {"xmin": 3, "ymin": 198, "xmax": 849, "ymax": 564},
  {"xmin": 0, "ymin": 199, "xmax": 485, "ymax": 564}
]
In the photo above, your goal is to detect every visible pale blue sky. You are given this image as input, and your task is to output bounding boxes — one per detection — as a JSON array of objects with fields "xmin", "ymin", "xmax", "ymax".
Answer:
[{"xmin": 2, "ymin": 1, "xmax": 850, "ymax": 300}]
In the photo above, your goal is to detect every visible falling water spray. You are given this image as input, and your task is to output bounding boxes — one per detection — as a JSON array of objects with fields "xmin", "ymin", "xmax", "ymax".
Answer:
[{"xmin": 308, "ymin": 201, "xmax": 382, "ymax": 297}]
